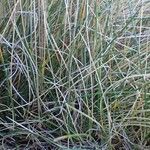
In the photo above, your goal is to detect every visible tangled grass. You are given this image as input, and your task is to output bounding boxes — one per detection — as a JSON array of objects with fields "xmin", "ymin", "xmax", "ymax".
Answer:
[{"xmin": 0, "ymin": 0, "xmax": 150, "ymax": 149}]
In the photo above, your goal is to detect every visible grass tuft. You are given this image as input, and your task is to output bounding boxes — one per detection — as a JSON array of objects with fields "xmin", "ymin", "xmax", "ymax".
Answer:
[{"xmin": 0, "ymin": 0, "xmax": 150, "ymax": 149}]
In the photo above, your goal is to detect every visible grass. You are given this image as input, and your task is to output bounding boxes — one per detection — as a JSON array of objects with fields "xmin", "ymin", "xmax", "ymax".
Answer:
[{"xmin": 0, "ymin": 0, "xmax": 150, "ymax": 149}]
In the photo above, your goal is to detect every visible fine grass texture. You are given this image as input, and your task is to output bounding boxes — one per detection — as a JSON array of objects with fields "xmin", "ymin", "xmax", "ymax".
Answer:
[{"xmin": 0, "ymin": 0, "xmax": 150, "ymax": 149}]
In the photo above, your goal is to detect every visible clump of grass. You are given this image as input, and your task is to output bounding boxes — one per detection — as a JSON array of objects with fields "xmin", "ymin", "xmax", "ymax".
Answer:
[{"xmin": 0, "ymin": 0, "xmax": 150, "ymax": 149}]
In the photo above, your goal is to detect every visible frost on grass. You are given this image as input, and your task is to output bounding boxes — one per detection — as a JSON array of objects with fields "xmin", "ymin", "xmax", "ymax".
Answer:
[{"xmin": 0, "ymin": 0, "xmax": 150, "ymax": 149}]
